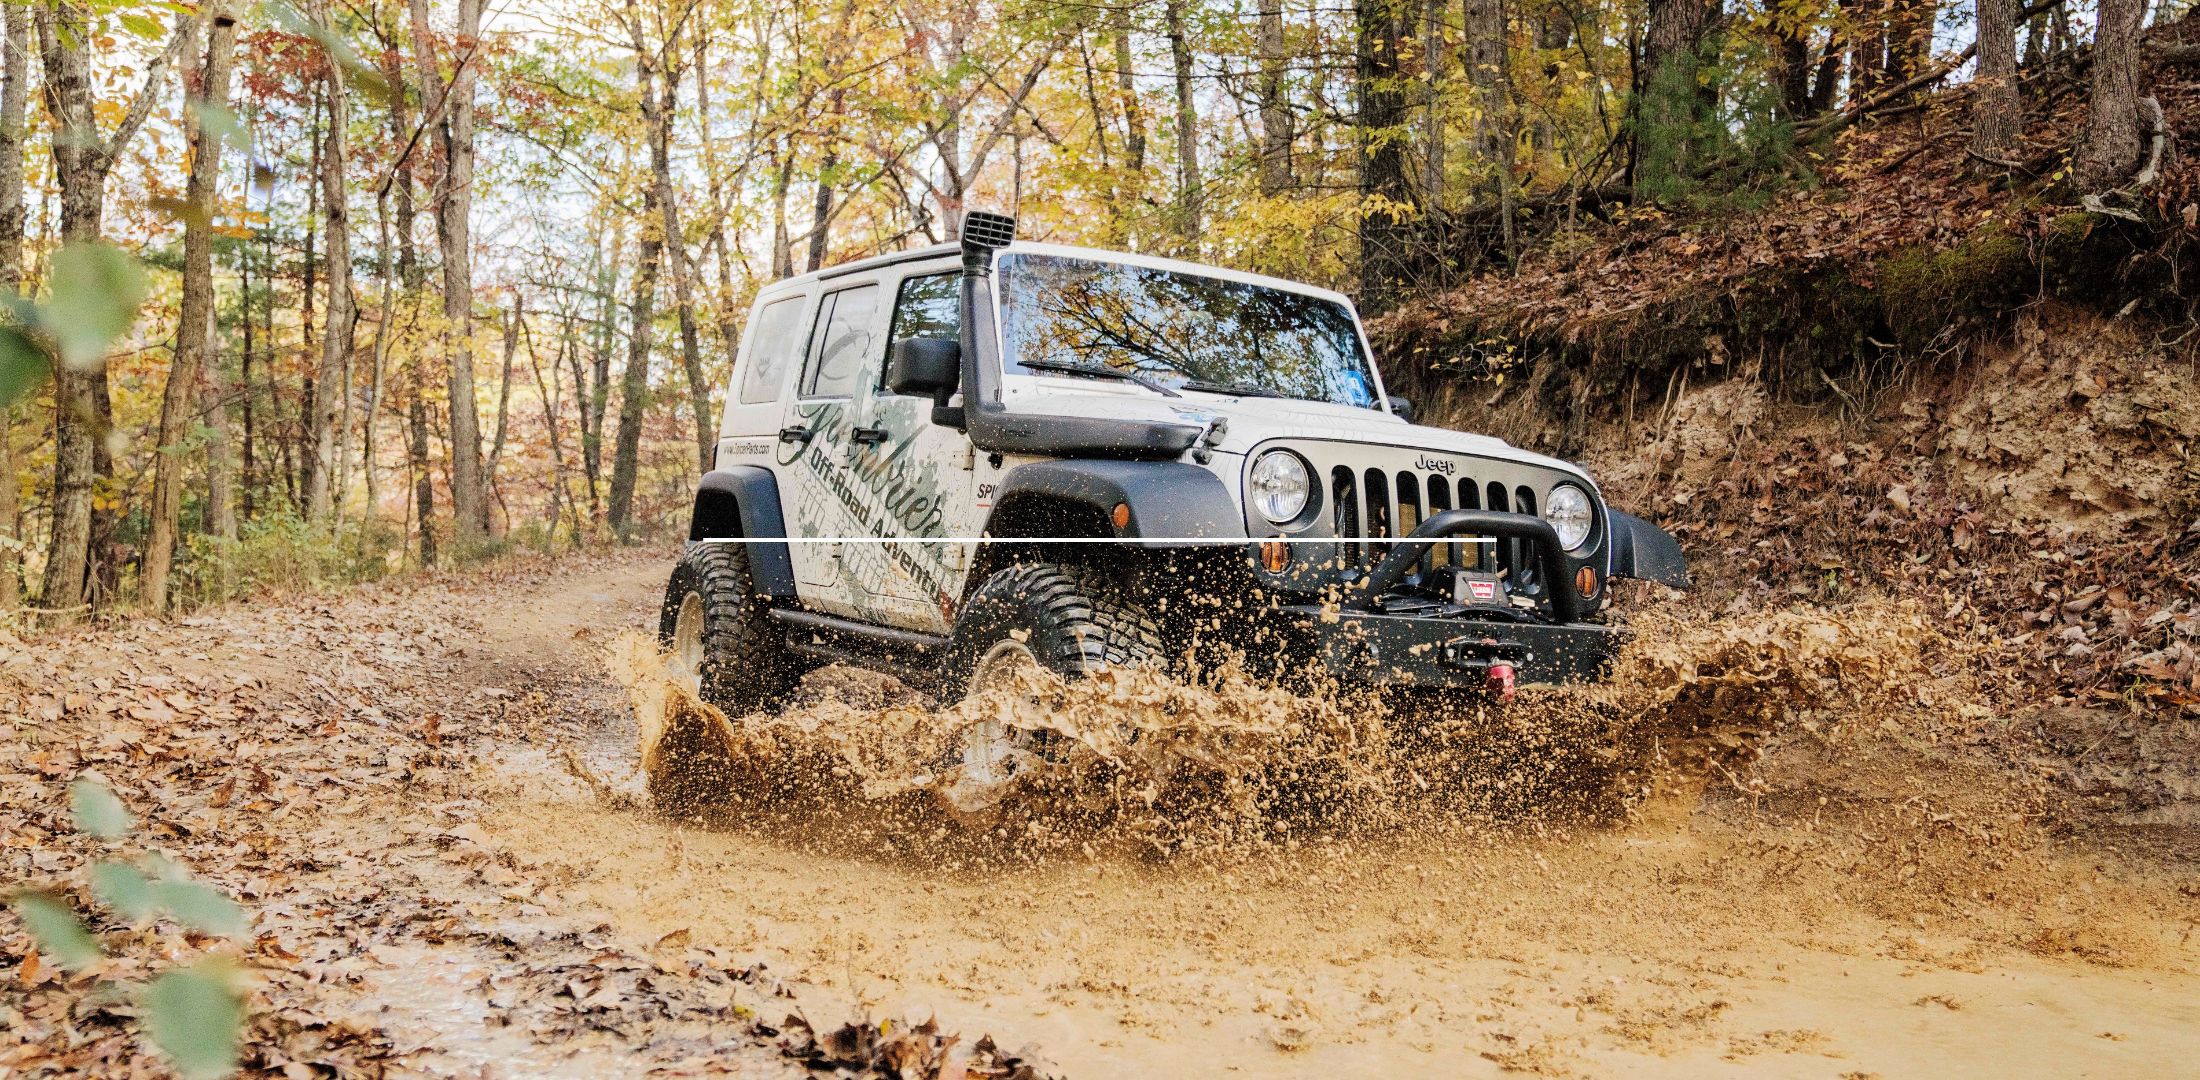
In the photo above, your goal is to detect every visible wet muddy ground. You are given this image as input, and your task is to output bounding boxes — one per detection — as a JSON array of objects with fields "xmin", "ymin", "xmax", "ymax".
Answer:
[{"xmin": 6, "ymin": 550, "xmax": 2197, "ymax": 1077}]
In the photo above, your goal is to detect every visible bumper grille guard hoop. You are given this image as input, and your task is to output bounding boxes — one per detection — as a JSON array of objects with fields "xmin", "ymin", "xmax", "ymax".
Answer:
[{"xmin": 1352, "ymin": 509, "xmax": 1585, "ymax": 624}]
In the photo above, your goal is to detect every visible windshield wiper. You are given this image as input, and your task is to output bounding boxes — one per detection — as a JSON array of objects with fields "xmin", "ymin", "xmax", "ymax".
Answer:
[
  {"xmin": 1020, "ymin": 358, "xmax": 1182, "ymax": 398},
  {"xmin": 1181, "ymin": 379, "xmax": 1286, "ymax": 399}
]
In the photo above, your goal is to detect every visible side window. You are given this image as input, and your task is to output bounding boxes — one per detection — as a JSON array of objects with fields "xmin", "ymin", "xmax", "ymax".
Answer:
[
  {"xmin": 881, "ymin": 272, "xmax": 960, "ymax": 389},
  {"xmin": 736, "ymin": 294, "xmax": 809, "ymax": 405},
  {"xmin": 799, "ymin": 284, "xmax": 880, "ymax": 399}
]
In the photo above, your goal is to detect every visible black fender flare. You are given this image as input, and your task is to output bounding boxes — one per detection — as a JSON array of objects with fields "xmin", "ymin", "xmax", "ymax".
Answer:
[
  {"xmin": 988, "ymin": 459, "xmax": 1248, "ymax": 547},
  {"xmin": 1608, "ymin": 509, "xmax": 1690, "ymax": 590},
  {"xmin": 688, "ymin": 467, "xmax": 797, "ymax": 599}
]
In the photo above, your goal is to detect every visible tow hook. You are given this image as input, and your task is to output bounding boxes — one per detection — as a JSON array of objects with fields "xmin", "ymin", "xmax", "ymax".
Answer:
[{"xmin": 1485, "ymin": 661, "xmax": 1518, "ymax": 703}]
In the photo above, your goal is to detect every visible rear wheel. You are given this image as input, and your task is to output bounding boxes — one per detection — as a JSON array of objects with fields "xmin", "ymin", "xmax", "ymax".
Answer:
[
  {"xmin": 651, "ymin": 543, "xmax": 802, "ymax": 815},
  {"xmin": 657, "ymin": 542, "xmax": 801, "ymax": 711}
]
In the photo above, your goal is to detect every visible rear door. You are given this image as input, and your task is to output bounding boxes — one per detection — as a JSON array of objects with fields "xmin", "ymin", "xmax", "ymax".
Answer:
[{"xmin": 715, "ymin": 288, "xmax": 812, "ymax": 466}]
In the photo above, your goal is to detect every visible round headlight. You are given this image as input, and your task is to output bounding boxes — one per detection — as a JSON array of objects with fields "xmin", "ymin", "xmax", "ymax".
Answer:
[
  {"xmin": 1249, "ymin": 451, "xmax": 1312, "ymax": 525},
  {"xmin": 1544, "ymin": 483, "xmax": 1594, "ymax": 551}
]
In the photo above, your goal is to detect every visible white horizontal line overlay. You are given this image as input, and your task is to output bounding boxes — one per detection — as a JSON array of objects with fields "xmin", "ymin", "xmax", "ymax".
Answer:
[{"xmin": 699, "ymin": 536, "xmax": 1502, "ymax": 545}]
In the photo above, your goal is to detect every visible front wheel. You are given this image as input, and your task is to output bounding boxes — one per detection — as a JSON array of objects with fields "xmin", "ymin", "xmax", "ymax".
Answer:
[{"xmin": 935, "ymin": 562, "xmax": 1163, "ymax": 817}]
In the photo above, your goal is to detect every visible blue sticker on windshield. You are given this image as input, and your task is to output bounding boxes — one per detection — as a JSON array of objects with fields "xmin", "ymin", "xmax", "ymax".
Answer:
[{"xmin": 1338, "ymin": 370, "xmax": 1374, "ymax": 407}]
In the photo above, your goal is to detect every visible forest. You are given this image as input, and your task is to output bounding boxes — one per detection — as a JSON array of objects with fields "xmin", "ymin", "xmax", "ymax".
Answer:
[
  {"xmin": 4, "ymin": 0, "xmax": 2199, "ymax": 1075},
  {"xmin": 0, "ymin": 0, "xmax": 2174, "ymax": 621}
]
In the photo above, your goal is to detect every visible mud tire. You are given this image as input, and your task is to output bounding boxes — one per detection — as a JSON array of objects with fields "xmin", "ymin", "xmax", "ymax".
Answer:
[
  {"xmin": 657, "ymin": 542, "xmax": 802, "ymax": 714},
  {"xmin": 935, "ymin": 563, "xmax": 1163, "ymax": 821},
  {"xmin": 946, "ymin": 562, "xmax": 1164, "ymax": 694}
]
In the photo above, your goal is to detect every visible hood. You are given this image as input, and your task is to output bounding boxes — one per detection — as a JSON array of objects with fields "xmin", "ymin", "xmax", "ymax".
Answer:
[{"xmin": 998, "ymin": 384, "xmax": 1592, "ymax": 481}]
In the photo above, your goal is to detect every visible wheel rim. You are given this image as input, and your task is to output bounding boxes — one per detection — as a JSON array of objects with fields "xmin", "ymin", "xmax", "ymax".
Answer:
[
  {"xmin": 944, "ymin": 640, "xmax": 1047, "ymax": 812},
  {"xmin": 671, "ymin": 591, "xmax": 707, "ymax": 697}
]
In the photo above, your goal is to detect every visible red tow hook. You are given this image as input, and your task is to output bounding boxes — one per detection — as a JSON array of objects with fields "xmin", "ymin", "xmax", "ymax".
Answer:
[{"xmin": 1485, "ymin": 661, "xmax": 1518, "ymax": 704}]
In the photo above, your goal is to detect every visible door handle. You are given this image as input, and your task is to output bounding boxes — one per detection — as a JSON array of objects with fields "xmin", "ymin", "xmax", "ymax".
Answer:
[
  {"xmin": 778, "ymin": 425, "xmax": 812, "ymax": 444},
  {"xmin": 851, "ymin": 426, "xmax": 889, "ymax": 446}
]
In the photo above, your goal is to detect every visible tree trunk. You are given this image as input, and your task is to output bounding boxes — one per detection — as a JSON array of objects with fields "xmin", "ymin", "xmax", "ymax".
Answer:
[
  {"xmin": 769, "ymin": 138, "xmax": 794, "ymax": 279},
  {"xmin": 608, "ymin": 0, "xmax": 665, "ymax": 539},
  {"xmin": 1463, "ymin": 0, "xmax": 1515, "ymax": 257},
  {"xmin": 1115, "ymin": 3, "xmax": 1147, "ymax": 173},
  {"xmin": 1884, "ymin": 0, "xmax": 1937, "ymax": 87},
  {"xmin": 0, "ymin": 1, "xmax": 28, "ymax": 610},
  {"xmin": 581, "ymin": 208, "xmax": 621, "ymax": 524},
  {"xmin": 410, "ymin": 0, "xmax": 487, "ymax": 543},
  {"xmin": 607, "ymin": 227, "xmax": 661, "ymax": 539},
  {"xmin": 300, "ymin": 92, "xmax": 319, "ymax": 508},
  {"xmin": 2074, "ymin": 0, "xmax": 2146, "ymax": 190},
  {"xmin": 530, "ymin": 313, "xmax": 580, "ymax": 544},
  {"xmin": 806, "ymin": 90, "xmax": 844, "ymax": 272},
  {"xmin": 1257, "ymin": 0, "xmax": 1292, "ymax": 195},
  {"xmin": 1635, "ymin": 0, "xmax": 1717, "ymax": 194},
  {"xmin": 363, "ymin": 190, "xmax": 392, "ymax": 522},
  {"xmin": 637, "ymin": 21, "xmax": 712, "ymax": 474},
  {"xmin": 144, "ymin": 11, "xmax": 238, "ymax": 611},
  {"xmin": 1358, "ymin": 0, "xmax": 1417, "ymax": 307},
  {"xmin": 1421, "ymin": 0, "xmax": 1447, "ymax": 199},
  {"xmin": 1774, "ymin": 22, "xmax": 1814, "ymax": 121},
  {"xmin": 1970, "ymin": 0, "xmax": 2023, "ymax": 160},
  {"xmin": 34, "ymin": 5, "xmax": 186, "ymax": 615},
  {"xmin": 0, "ymin": 1, "xmax": 26, "ymax": 297},
  {"xmin": 1851, "ymin": 0, "xmax": 1886, "ymax": 101},
  {"xmin": 307, "ymin": 8, "xmax": 353, "ymax": 521},
  {"xmin": 1165, "ymin": 0, "xmax": 1203, "ymax": 241},
  {"xmin": 486, "ymin": 298, "xmax": 517, "ymax": 527},
  {"xmin": 200, "ymin": 326, "xmax": 237, "ymax": 545}
]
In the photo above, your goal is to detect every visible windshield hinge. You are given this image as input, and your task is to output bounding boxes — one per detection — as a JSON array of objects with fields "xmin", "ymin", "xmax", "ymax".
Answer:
[{"xmin": 1191, "ymin": 418, "xmax": 1229, "ymax": 464}]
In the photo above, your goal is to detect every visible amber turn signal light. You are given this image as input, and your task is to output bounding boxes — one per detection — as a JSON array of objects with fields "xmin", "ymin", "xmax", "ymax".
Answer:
[
  {"xmin": 1260, "ymin": 540, "xmax": 1290, "ymax": 572},
  {"xmin": 1111, "ymin": 502, "xmax": 1132, "ymax": 529},
  {"xmin": 1576, "ymin": 566, "xmax": 1599, "ymax": 598}
]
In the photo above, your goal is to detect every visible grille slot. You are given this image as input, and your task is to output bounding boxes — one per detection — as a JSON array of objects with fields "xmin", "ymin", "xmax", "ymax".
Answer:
[
  {"xmin": 1363, "ymin": 469, "xmax": 1391, "ymax": 560},
  {"xmin": 1331, "ymin": 466, "xmax": 1360, "ymax": 565}
]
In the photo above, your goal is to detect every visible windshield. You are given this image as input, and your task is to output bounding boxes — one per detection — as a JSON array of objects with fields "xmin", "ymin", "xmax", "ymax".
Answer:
[{"xmin": 997, "ymin": 253, "xmax": 1381, "ymax": 409}]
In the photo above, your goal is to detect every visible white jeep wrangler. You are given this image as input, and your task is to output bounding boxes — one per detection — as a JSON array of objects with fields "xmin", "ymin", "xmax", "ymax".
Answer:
[{"xmin": 661, "ymin": 211, "xmax": 1686, "ymax": 724}]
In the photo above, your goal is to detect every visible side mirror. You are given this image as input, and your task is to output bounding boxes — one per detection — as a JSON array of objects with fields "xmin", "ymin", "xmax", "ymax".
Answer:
[
  {"xmin": 888, "ymin": 337, "xmax": 960, "ymax": 397},
  {"xmin": 1387, "ymin": 396, "xmax": 1417, "ymax": 423}
]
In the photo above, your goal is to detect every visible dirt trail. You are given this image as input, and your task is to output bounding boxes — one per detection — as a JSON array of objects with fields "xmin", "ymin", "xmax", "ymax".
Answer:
[{"xmin": 459, "ymin": 559, "xmax": 2200, "ymax": 1078}]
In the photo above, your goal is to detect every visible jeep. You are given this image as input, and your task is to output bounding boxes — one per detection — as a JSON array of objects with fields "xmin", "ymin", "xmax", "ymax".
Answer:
[{"xmin": 659, "ymin": 211, "xmax": 1687, "ymax": 795}]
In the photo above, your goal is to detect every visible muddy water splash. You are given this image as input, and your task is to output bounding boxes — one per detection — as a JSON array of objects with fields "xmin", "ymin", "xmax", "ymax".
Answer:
[{"xmin": 616, "ymin": 596, "xmax": 1978, "ymax": 860}]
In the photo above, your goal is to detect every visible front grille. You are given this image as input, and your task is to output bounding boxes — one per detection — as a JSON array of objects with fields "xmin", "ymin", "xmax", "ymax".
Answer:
[
  {"xmin": 1329, "ymin": 466, "xmax": 1545, "ymax": 592},
  {"xmin": 1244, "ymin": 440, "xmax": 1579, "ymax": 604}
]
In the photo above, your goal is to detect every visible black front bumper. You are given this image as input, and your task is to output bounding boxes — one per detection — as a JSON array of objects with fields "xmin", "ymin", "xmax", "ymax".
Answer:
[
  {"xmin": 1277, "ymin": 604, "xmax": 1623, "ymax": 688},
  {"xmin": 1260, "ymin": 507, "xmax": 1627, "ymax": 690}
]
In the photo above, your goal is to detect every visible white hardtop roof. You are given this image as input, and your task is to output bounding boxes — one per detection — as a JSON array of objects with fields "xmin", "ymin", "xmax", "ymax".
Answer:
[{"xmin": 760, "ymin": 239, "xmax": 1359, "ymax": 314}]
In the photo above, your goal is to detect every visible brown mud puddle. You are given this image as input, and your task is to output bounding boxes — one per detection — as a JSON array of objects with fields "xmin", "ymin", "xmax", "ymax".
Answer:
[{"xmin": 463, "ymin": 560, "xmax": 2199, "ymax": 1078}]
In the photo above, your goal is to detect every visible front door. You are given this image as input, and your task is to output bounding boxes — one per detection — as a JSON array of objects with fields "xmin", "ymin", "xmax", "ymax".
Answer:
[
  {"xmin": 842, "ymin": 266, "xmax": 986, "ymax": 633},
  {"xmin": 778, "ymin": 281, "xmax": 883, "ymax": 617}
]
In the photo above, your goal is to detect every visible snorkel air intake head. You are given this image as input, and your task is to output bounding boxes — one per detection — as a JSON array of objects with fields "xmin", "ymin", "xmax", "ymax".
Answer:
[{"xmin": 960, "ymin": 210, "xmax": 1015, "ymax": 276}]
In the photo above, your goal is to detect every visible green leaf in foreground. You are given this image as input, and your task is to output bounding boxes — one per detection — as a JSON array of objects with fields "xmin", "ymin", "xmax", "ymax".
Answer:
[
  {"xmin": 46, "ymin": 242, "xmax": 149, "ymax": 371},
  {"xmin": 143, "ymin": 961, "xmax": 244, "ymax": 1080},
  {"xmin": 9, "ymin": 892, "xmax": 101, "ymax": 970},
  {"xmin": 70, "ymin": 779, "xmax": 134, "ymax": 838},
  {"xmin": 156, "ymin": 880, "xmax": 249, "ymax": 937},
  {"xmin": 0, "ymin": 324, "xmax": 48, "ymax": 407},
  {"xmin": 191, "ymin": 102, "xmax": 251, "ymax": 154},
  {"xmin": 90, "ymin": 860, "xmax": 161, "ymax": 921}
]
